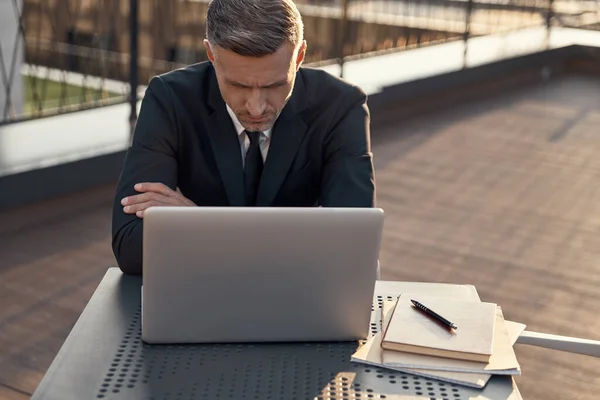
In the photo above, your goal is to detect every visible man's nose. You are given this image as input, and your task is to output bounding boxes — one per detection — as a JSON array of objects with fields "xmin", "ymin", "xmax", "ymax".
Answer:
[{"xmin": 246, "ymin": 89, "xmax": 266, "ymax": 117}]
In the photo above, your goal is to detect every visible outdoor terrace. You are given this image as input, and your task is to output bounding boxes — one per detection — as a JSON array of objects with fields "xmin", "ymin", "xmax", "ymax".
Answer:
[{"xmin": 2, "ymin": 1, "xmax": 600, "ymax": 399}]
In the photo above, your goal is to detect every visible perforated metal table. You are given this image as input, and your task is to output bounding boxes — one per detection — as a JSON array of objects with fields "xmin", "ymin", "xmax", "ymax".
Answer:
[{"xmin": 31, "ymin": 268, "xmax": 523, "ymax": 400}]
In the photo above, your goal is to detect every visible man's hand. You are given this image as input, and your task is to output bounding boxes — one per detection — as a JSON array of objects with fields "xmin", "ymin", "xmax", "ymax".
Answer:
[{"xmin": 121, "ymin": 182, "xmax": 196, "ymax": 218}]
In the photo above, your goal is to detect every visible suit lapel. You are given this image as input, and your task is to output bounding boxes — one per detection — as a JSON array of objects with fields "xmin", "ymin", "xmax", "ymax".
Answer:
[
  {"xmin": 256, "ymin": 107, "xmax": 307, "ymax": 206},
  {"xmin": 257, "ymin": 73, "xmax": 309, "ymax": 206},
  {"xmin": 207, "ymin": 69, "xmax": 245, "ymax": 206}
]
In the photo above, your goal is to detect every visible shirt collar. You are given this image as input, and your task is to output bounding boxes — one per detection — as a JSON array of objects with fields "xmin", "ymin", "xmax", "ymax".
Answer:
[{"xmin": 226, "ymin": 104, "xmax": 272, "ymax": 139}]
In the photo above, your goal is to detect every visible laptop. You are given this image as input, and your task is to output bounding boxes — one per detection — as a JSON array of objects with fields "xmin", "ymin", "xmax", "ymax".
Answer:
[{"xmin": 141, "ymin": 207, "xmax": 384, "ymax": 344}]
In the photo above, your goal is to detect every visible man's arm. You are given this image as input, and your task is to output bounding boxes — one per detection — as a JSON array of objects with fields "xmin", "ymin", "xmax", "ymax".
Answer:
[
  {"xmin": 112, "ymin": 76, "xmax": 179, "ymax": 275},
  {"xmin": 319, "ymin": 90, "xmax": 376, "ymax": 207}
]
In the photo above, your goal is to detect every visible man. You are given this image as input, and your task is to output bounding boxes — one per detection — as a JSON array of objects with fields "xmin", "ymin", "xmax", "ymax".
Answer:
[{"xmin": 112, "ymin": 0, "xmax": 376, "ymax": 275}]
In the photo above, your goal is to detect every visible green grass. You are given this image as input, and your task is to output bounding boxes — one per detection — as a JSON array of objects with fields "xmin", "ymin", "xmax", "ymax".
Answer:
[{"xmin": 24, "ymin": 76, "xmax": 122, "ymax": 114}]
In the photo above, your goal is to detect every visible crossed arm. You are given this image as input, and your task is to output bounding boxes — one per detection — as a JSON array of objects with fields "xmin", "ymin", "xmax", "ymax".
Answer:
[
  {"xmin": 120, "ymin": 183, "xmax": 194, "ymax": 218},
  {"xmin": 111, "ymin": 78, "xmax": 191, "ymax": 275}
]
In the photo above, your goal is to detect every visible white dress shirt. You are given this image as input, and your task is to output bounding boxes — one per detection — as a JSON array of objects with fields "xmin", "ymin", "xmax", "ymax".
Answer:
[{"xmin": 226, "ymin": 105, "xmax": 271, "ymax": 166}]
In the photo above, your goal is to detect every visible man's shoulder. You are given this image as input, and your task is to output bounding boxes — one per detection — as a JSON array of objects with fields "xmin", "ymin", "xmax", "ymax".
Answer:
[
  {"xmin": 298, "ymin": 66, "xmax": 366, "ymax": 106},
  {"xmin": 146, "ymin": 61, "xmax": 213, "ymax": 99}
]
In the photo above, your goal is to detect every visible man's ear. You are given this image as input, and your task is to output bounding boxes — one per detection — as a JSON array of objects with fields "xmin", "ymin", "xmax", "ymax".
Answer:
[
  {"xmin": 295, "ymin": 40, "xmax": 307, "ymax": 70},
  {"xmin": 204, "ymin": 39, "xmax": 215, "ymax": 63}
]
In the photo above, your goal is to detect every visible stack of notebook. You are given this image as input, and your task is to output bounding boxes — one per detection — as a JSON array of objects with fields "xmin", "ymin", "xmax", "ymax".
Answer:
[{"xmin": 351, "ymin": 293, "xmax": 524, "ymax": 389}]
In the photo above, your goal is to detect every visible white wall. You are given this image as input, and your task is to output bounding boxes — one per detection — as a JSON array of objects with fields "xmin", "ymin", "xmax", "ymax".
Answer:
[{"xmin": 0, "ymin": 0, "xmax": 24, "ymax": 121}]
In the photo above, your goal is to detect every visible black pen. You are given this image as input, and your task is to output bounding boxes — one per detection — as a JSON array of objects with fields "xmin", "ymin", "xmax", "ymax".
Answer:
[{"xmin": 411, "ymin": 299, "xmax": 458, "ymax": 330}]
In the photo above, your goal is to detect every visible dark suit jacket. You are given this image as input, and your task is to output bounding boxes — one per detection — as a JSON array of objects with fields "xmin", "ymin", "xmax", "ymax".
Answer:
[{"xmin": 112, "ymin": 61, "xmax": 376, "ymax": 275}]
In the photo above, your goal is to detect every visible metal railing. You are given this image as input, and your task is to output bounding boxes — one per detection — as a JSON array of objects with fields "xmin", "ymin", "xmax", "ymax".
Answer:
[{"xmin": 1, "ymin": 0, "xmax": 598, "ymax": 126}]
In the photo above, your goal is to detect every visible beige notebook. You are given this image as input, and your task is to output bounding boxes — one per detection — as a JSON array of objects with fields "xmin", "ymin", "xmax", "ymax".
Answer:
[
  {"xmin": 382, "ymin": 294, "xmax": 497, "ymax": 362},
  {"xmin": 377, "ymin": 300, "xmax": 525, "ymax": 388},
  {"xmin": 352, "ymin": 320, "xmax": 524, "ymax": 388},
  {"xmin": 352, "ymin": 301, "xmax": 523, "ymax": 388},
  {"xmin": 382, "ymin": 305, "xmax": 520, "ymax": 374}
]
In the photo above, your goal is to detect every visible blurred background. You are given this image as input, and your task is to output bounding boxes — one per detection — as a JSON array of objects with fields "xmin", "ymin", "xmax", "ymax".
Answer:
[{"xmin": 1, "ymin": 0, "xmax": 600, "ymax": 399}]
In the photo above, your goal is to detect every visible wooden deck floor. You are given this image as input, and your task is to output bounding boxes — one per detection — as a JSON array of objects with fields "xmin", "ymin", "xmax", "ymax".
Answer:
[{"xmin": 2, "ymin": 73, "xmax": 600, "ymax": 399}]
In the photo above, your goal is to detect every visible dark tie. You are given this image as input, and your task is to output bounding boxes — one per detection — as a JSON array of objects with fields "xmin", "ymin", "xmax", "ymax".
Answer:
[{"xmin": 244, "ymin": 131, "xmax": 263, "ymax": 206}]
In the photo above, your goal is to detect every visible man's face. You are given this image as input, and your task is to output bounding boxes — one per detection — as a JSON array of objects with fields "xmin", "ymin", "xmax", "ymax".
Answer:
[{"xmin": 205, "ymin": 40, "xmax": 306, "ymax": 132}]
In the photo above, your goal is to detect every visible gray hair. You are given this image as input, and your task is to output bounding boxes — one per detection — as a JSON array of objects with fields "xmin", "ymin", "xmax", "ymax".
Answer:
[{"xmin": 206, "ymin": 0, "xmax": 304, "ymax": 57}]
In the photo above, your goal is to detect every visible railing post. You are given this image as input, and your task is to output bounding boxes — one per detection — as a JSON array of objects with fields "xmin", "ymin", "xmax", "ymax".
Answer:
[
  {"xmin": 546, "ymin": 0, "xmax": 554, "ymax": 30},
  {"xmin": 339, "ymin": 0, "xmax": 349, "ymax": 78},
  {"xmin": 463, "ymin": 0, "xmax": 473, "ymax": 68},
  {"xmin": 129, "ymin": 0, "xmax": 139, "ymax": 134}
]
